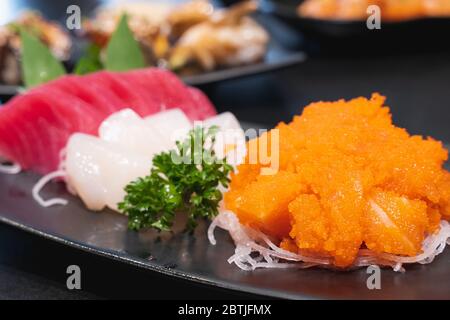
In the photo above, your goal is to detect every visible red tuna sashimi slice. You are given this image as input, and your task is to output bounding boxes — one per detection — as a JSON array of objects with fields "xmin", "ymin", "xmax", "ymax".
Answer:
[
  {"xmin": 0, "ymin": 96, "xmax": 61, "ymax": 172},
  {"xmin": 0, "ymin": 90, "xmax": 103, "ymax": 173},
  {"xmin": 98, "ymin": 68, "xmax": 216, "ymax": 120},
  {"xmin": 30, "ymin": 87, "xmax": 104, "ymax": 133},
  {"xmin": 126, "ymin": 69, "xmax": 191, "ymax": 111},
  {"xmin": 142, "ymin": 68, "xmax": 217, "ymax": 120},
  {"xmin": 27, "ymin": 89, "xmax": 106, "ymax": 170},
  {"xmin": 124, "ymin": 69, "xmax": 168, "ymax": 104},
  {"xmin": 187, "ymin": 87, "xmax": 217, "ymax": 120},
  {"xmin": 0, "ymin": 98, "xmax": 25, "ymax": 162},
  {"xmin": 118, "ymin": 71, "xmax": 163, "ymax": 114},
  {"xmin": 0, "ymin": 95, "xmax": 55, "ymax": 170},
  {"xmin": 46, "ymin": 75, "xmax": 121, "ymax": 115},
  {"xmin": 84, "ymin": 71, "xmax": 150, "ymax": 117},
  {"xmin": 0, "ymin": 116, "xmax": 24, "ymax": 167},
  {"xmin": 145, "ymin": 69, "xmax": 197, "ymax": 112}
]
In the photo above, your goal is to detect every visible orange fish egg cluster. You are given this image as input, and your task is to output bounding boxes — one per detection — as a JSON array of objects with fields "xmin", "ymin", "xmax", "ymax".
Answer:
[{"xmin": 224, "ymin": 93, "xmax": 450, "ymax": 268}]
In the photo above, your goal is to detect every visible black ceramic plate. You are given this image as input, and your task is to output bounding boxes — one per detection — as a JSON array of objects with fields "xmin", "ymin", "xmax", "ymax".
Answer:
[
  {"xmin": 0, "ymin": 85, "xmax": 21, "ymax": 97},
  {"xmin": 0, "ymin": 52, "xmax": 306, "ymax": 97},
  {"xmin": 182, "ymin": 48, "xmax": 305, "ymax": 87},
  {"xmin": 0, "ymin": 137, "xmax": 449, "ymax": 299},
  {"xmin": 0, "ymin": 34, "xmax": 306, "ymax": 96},
  {"xmin": 259, "ymin": 0, "xmax": 450, "ymax": 38}
]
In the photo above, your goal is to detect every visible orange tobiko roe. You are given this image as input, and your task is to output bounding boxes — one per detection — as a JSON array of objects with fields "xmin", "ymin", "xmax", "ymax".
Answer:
[{"xmin": 224, "ymin": 93, "xmax": 450, "ymax": 268}]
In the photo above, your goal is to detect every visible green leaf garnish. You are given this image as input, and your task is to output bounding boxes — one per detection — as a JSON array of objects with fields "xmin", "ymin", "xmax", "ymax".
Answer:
[
  {"xmin": 118, "ymin": 126, "xmax": 234, "ymax": 232},
  {"xmin": 20, "ymin": 30, "xmax": 66, "ymax": 88},
  {"xmin": 74, "ymin": 44, "xmax": 103, "ymax": 75},
  {"xmin": 105, "ymin": 14, "xmax": 146, "ymax": 72}
]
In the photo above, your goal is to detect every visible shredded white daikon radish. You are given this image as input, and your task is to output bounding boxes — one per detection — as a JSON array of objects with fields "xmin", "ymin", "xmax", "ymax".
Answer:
[
  {"xmin": 32, "ymin": 170, "xmax": 68, "ymax": 207},
  {"xmin": 209, "ymin": 211, "xmax": 450, "ymax": 272},
  {"xmin": 0, "ymin": 162, "xmax": 21, "ymax": 174}
]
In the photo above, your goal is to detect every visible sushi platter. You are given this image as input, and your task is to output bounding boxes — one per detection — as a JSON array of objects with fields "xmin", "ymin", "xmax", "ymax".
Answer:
[{"xmin": 0, "ymin": 0, "xmax": 450, "ymax": 300}]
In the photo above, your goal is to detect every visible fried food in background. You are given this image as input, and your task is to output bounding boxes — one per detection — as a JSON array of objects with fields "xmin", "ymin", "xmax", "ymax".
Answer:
[
  {"xmin": 83, "ymin": 0, "xmax": 269, "ymax": 74},
  {"xmin": 170, "ymin": 1, "xmax": 268, "ymax": 73},
  {"xmin": 298, "ymin": 0, "xmax": 450, "ymax": 21},
  {"xmin": 167, "ymin": 0, "xmax": 215, "ymax": 38},
  {"xmin": 0, "ymin": 11, "xmax": 71, "ymax": 85}
]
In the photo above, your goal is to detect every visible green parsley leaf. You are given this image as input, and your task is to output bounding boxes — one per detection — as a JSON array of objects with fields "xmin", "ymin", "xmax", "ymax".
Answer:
[{"xmin": 118, "ymin": 126, "xmax": 234, "ymax": 231}]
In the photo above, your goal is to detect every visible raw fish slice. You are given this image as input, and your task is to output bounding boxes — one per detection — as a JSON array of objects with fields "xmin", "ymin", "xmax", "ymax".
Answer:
[
  {"xmin": 0, "ymin": 68, "xmax": 216, "ymax": 174},
  {"xmin": 0, "ymin": 90, "xmax": 101, "ymax": 173},
  {"xmin": 0, "ymin": 96, "xmax": 64, "ymax": 172},
  {"xmin": 0, "ymin": 99, "xmax": 24, "ymax": 163},
  {"xmin": 47, "ymin": 75, "xmax": 120, "ymax": 115},
  {"xmin": 65, "ymin": 133, "xmax": 151, "ymax": 211},
  {"xmin": 225, "ymin": 171, "xmax": 306, "ymax": 239},
  {"xmin": 119, "ymin": 71, "xmax": 162, "ymax": 114},
  {"xmin": 202, "ymin": 112, "xmax": 242, "ymax": 131},
  {"xmin": 188, "ymin": 87, "xmax": 217, "ymax": 120},
  {"xmin": 66, "ymin": 133, "xmax": 106, "ymax": 211},
  {"xmin": 203, "ymin": 112, "xmax": 246, "ymax": 164},
  {"xmin": 83, "ymin": 71, "xmax": 130, "ymax": 107},
  {"xmin": 30, "ymin": 87, "xmax": 103, "ymax": 133},
  {"xmin": 82, "ymin": 72, "xmax": 132, "ymax": 112},
  {"xmin": 113, "ymin": 68, "xmax": 217, "ymax": 120},
  {"xmin": 35, "ymin": 94, "xmax": 90, "ymax": 172},
  {"xmin": 0, "ymin": 109, "xmax": 30, "ymax": 168},
  {"xmin": 0, "ymin": 94, "xmax": 62, "ymax": 171},
  {"xmin": 151, "ymin": 68, "xmax": 187, "ymax": 100},
  {"xmin": 364, "ymin": 189, "xmax": 429, "ymax": 256},
  {"xmin": 131, "ymin": 69, "xmax": 171, "ymax": 105},
  {"xmin": 36, "ymin": 119, "xmax": 68, "ymax": 173},
  {"xmin": 99, "ymin": 108, "xmax": 143, "ymax": 141},
  {"xmin": 139, "ymin": 68, "xmax": 216, "ymax": 120},
  {"xmin": 85, "ymin": 71, "xmax": 149, "ymax": 116},
  {"xmin": 99, "ymin": 109, "xmax": 170, "ymax": 158},
  {"xmin": 11, "ymin": 108, "xmax": 48, "ymax": 173},
  {"xmin": 150, "ymin": 69, "xmax": 199, "ymax": 117},
  {"xmin": 143, "ymin": 109, "xmax": 192, "ymax": 147}
]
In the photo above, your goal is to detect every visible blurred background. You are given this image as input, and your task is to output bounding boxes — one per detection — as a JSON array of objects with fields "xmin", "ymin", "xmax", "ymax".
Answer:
[{"xmin": 0, "ymin": 0, "xmax": 449, "ymax": 299}]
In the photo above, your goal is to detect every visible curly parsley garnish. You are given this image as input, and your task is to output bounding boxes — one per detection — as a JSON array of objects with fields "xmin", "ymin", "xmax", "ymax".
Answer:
[{"xmin": 118, "ymin": 126, "xmax": 233, "ymax": 231}]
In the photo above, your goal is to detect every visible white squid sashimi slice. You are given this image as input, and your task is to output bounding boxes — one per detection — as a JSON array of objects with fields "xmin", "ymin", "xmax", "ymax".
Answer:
[
  {"xmin": 99, "ymin": 109, "xmax": 170, "ymax": 158},
  {"xmin": 203, "ymin": 112, "xmax": 246, "ymax": 165},
  {"xmin": 65, "ymin": 133, "xmax": 151, "ymax": 212},
  {"xmin": 143, "ymin": 109, "xmax": 192, "ymax": 146},
  {"xmin": 202, "ymin": 112, "xmax": 242, "ymax": 131}
]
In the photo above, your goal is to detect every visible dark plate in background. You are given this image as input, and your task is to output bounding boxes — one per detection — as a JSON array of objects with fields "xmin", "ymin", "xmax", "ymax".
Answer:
[
  {"xmin": 0, "ymin": 30, "xmax": 306, "ymax": 96},
  {"xmin": 0, "ymin": 85, "xmax": 20, "ymax": 97},
  {"xmin": 258, "ymin": 0, "xmax": 450, "ymax": 36},
  {"xmin": 0, "ymin": 141, "xmax": 449, "ymax": 299},
  {"xmin": 182, "ymin": 42, "xmax": 305, "ymax": 86},
  {"xmin": 250, "ymin": 0, "xmax": 450, "ymax": 56}
]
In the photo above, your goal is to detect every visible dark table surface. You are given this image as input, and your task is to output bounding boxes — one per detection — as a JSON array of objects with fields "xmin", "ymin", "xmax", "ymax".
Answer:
[{"xmin": 1, "ymin": 0, "xmax": 450, "ymax": 300}]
